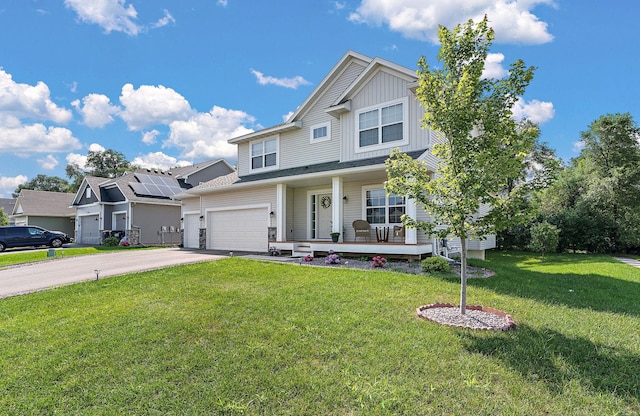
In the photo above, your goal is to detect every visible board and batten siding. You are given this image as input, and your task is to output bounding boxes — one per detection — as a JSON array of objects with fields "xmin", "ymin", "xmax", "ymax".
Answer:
[
  {"xmin": 277, "ymin": 61, "xmax": 367, "ymax": 170},
  {"xmin": 340, "ymin": 71, "xmax": 431, "ymax": 162}
]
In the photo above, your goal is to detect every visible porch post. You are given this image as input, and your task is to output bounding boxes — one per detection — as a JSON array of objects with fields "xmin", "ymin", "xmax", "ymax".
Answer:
[
  {"xmin": 405, "ymin": 197, "xmax": 418, "ymax": 244},
  {"xmin": 331, "ymin": 176, "xmax": 343, "ymax": 241},
  {"xmin": 276, "ymin": 183, "xmax": 287, "ymax": 241}
]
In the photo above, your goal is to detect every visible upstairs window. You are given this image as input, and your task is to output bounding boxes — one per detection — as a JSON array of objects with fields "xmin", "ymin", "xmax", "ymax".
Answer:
[
  {"xmin": 251, "ymin": 137, "xmax": 278, "ymax": 171},
  {"xmin": 364, "ymin": 187, "xmax": 405, "ymax": 224},
  {"xmin": 310, "ymin": 122, "xmax": 330, "ymax": 143},
  {"xmin": 356, "ymin": 98, "xmax": 408, "ymax": 151}
]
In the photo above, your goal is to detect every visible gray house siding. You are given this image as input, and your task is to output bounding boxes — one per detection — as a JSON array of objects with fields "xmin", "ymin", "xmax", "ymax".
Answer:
[{"xmin": 131, "ymin": 203, "xmax": 181, "ymax": 245}]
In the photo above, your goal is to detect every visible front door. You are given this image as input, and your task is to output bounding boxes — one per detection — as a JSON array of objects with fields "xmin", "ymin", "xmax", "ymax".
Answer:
[{"xmin": 312, "ymin": 193, "xmax": 333, "ymax": 239}]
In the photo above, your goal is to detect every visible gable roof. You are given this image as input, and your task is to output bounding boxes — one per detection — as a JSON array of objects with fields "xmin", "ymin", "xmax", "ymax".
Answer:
[
  {"xmin": 13, "ymin": 190, "xmax": 75, "ymax": 218},
  {"xmin": 0, "ymin": 198, "xmax": 15, "ymax": 216}
]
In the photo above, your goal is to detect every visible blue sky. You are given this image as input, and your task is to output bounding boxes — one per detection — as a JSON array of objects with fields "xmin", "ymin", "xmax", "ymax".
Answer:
[{"xmin": 1, "ymin": 0, "xmax": 638, "ymax": 197}]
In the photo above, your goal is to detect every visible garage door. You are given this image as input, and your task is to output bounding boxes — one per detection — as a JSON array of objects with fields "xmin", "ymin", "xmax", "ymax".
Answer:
[
  {"xmin": 183, "ymin": 213, "xmax": 200, "ymax": 249},
  {"xmin": 80, "ymin": 215, "xmax": 100, "ymax": 245},
  {"xmin": 209, "ymin": 208, "xmax": 268, "ymax": 252}
]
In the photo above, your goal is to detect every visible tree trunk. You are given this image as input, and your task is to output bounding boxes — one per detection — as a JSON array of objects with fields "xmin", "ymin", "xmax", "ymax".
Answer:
[{"xmin": 459, "ymin": 237, "xmax": 467, "ymax": 315}]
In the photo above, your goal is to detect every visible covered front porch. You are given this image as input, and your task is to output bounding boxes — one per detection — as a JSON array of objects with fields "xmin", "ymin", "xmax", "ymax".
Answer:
[{"xmin": 268, "ymin": 240, "xmax": 433, "ymax": 260}]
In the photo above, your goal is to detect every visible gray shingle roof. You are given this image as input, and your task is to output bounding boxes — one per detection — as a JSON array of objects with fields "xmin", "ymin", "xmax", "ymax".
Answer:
[{"xmin": 14, "ymin": 190, "xmax": 75, "ymax": 217}]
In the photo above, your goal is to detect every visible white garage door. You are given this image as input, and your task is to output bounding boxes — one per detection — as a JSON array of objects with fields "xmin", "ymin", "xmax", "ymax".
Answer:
[
  {"xmin": 183, "ymin": 213, "xmax": 200, "ymax": 249},
  {"xmin": 80, "ymin": 215, "xmax": 100, "ymax": 245},
  {"xmin": 209, "ymin": 208, "xmax": 268, "ymax": 252}
]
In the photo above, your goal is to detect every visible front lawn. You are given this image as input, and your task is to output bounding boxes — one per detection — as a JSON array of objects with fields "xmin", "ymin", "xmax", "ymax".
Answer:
[{"xmin": 1, "ymin": 252, "xmax": 638, "ymax": 415}]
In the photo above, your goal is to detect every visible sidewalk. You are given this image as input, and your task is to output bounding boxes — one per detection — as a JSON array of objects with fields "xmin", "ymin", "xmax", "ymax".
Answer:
[{"xmin": 613, "ymin": 257, "xmax": 640, "ymax": 269}]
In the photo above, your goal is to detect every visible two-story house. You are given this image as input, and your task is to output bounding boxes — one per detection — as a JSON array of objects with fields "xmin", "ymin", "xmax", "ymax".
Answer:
[
  {"xmin": 175, "ymin": 51, "xmax": 495, "ymax": 259},
  {"xmin": 72, "ymin": 159, "xmax": 235, "ymax": 245}
]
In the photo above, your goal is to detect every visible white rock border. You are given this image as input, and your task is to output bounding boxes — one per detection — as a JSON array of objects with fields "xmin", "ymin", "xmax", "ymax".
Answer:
[{"xmin": 417, "ymin": 303, "xmax": 516, "ymax": 331}]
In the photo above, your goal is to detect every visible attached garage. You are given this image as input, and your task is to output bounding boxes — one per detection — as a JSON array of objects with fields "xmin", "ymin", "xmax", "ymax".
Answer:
[
  {"xmin": 208, "ymin": 207, "xmax": 268, "ymax": 252},
  {"xmin": 183, "ymin": 213, "xmax": 201, "ymax": 249},
  {"xmin": 79, "ymin": 214, "xmax": 100, "ymax": 245}
]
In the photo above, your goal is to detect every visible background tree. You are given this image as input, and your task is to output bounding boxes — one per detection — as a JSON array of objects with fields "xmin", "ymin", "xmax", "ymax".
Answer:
[
  {"xmin": 385, "ymin": 16, "xmax": 538, "ymax": 314},
  {"xmin": 12, "ymin": 174, "xmax": 71, "ymax": 198},
  {"xmin": 536, "ymin": 113, "xmax": 640, "ymax": 253},
  {"xmin": 65, "ymin": 148, "xmax": 133, "ymax": 193},
  {"xmin": 0, "ymin": 208, "xmax": 9, "ymax": 226},
  {"xmin": 528, "ymin": 221, "xmax": 559, "ymax": 260}
]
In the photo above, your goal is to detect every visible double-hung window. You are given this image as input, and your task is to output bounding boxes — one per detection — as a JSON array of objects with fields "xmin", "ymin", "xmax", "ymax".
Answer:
[
  {"xmin": 357, "ymin": 98, "xmax": 408, "ymax": 151},
  {"xmin": 251, "ymin": 137, "xmax": 278, "ymax": 171},
  {"xmin": 364, "ymin": 187, "xmax": 406, "ymax": 225}
]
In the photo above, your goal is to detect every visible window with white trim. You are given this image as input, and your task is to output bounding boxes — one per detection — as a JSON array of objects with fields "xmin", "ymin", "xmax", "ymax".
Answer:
[
  {"xmin": 356, "ymin": 98, "xmax": 408, "ymax": 151},
  {"xmin": 250, "ymin": 137, "xmax": 278, "ymax": 171},
  {"xmin": 310, "ymin": 121, "xmax": 330, "ymax": 143},
  {"xmin": 363, "ymin": 187, "xmax": 405, "ymax": 224}
]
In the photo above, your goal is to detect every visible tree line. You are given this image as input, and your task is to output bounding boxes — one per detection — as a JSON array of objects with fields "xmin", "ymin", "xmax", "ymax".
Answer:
[{"xmin": 12, "ymin": 149, "xmax": 132, "ymax": 198}]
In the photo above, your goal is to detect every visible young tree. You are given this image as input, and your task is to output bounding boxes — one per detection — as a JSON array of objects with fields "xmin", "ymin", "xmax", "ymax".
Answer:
[
  {"xmin": 529, "ymin": 221, "xmax": 559, "ymax": 260},
  {"xmin": 385, "ymin": 16, "xmax": 538, "ymax": 314}
]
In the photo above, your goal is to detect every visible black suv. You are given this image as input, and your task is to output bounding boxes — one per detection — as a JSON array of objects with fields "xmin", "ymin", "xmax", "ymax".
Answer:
[{"xmin": 0, "ymin": 226, "xmax": 72, "ymax": 252}]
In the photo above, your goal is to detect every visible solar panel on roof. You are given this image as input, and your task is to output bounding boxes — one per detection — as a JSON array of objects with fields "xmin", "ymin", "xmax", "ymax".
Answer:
[{"xmin": 130, "ymin": 173, "xmax": 183, "ymax": 198}]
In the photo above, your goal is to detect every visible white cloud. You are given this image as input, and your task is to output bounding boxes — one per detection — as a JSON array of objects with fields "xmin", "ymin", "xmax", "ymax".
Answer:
[
  {"xmin": 72, "ymin": 93, "xmax": 120, "ymax": 128},
  {"xmin": 217, "ymin": 0, "xmax": 228, "ymax": 6},
  {"xmin": 0, "ymin": 69, "xmax": 72, "ymax": 123},
  {"xmin": 37, "ymin": 154, "xmax": 59, "ymax": 170},
  {"xmin": 250, "ymin": 69, "xmax": 312, "ymax": 89},
  {"xmin": 512, "ymin": 97, "xmax": 555, "ymax": 124},
  {"xmin": 348, "ymin": 0, "xmax": 554, "ymax": 44},
  {"xmin": 131, "ymin": 152, "xmax": 192, "ymax": 170},
  {"xmin": 142, "ymin": 129, "xmax": 160, "ymax": 145},
  {"xmin": 64, "ymin": 0, "xmax": 141, "ymax": 36},
  {"xmin": 164, "ymin": 106, "xmax": 255, "ymax": 159},
  {"xmin": 0, "ymin": 123, "xmax": 82, "ymax": 154},
  {"xmin": 572, "ymin": 141, "xmax": 585, "ymax": 153},
  {"xmin": 282, "ymin": 111, "xmax": 295, "ymax": 123},
  {"xmin": 152, "ymin": 9, "xmax": 175, "ymax": 28},
  {"xmin": 0, "ymin": 175, "xmax": 28, "ymax": 198},
  {"xmin": 119, "ymin": 83, "xmax": 195, "ymax": 131},
  {"xmin": 482, "ymin": 53, "xmax": 508, "ymax": 79},
  {"xmin": 66, "ymin": 143, "xmax": 106, "ymax": 169}
]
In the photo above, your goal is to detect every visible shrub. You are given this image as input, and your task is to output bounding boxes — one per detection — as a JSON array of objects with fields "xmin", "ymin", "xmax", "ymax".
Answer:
[
  {"xmin": 421, "ymin": 256, "xmax": 451, "ymax": 273},
  {"xmin": 304, "ymin": 254, "xmax": 314, "ymax": 262},
  {"xmin": 371, "ymin": 256, "xmax": 387, "ymax": 268},
  {"xmin": 102, "ymin": 237, "xmax": 120, "ymax": 247},
  {"xmin": 324, "ymin": 250, "xmax": 340, "ymax": 265}
]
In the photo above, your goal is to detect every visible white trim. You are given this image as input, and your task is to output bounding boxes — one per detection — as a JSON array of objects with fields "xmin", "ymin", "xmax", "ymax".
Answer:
[
  {"xmin": 354, "ymin": 97, "xmax": 409, "ymax": 153},
  {"xmin": 306, "ymin": 188, "xmax": 332, "ymax": 240},
  {"xmin": 309, "ymin": 121, "xmax": 331, "ymax": 143},
  {"xmin": 249, "ymin": 135, "xmax": 280, "ymax": 173},
  {"xmin": 276, "ymin": 184, "xmax": 286, "ymax": 241},
  {"xmin": 112, "ymin": 210, "xmax": 127, "ymax": 231},
  {"xmin": 361, "ymin": 184, "xmax": 406, "ymax": 226}
]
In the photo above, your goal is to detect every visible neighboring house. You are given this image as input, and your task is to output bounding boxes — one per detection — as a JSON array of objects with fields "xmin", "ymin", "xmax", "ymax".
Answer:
[
  {"xmin": 71, "ymin": 159, "xmax": 235, "ymax": 245},
  {"xmin": 0, "ymin": 198, "xmax": 16, "ymax": 224},
  {"xmin": 11, "ymin": 190, "xmax": 75, "ymax": 236},
  {"xmin": 175, "ymin": 51, "xmax": 495, "ymax": 259}
]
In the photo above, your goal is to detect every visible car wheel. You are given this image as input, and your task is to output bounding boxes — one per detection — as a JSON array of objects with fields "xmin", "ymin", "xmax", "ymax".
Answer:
[
  {"xmin": 50, "ymin": 238, "xmax": 63, "ymax": 248},
  {"xmin": 0, "ymin": 242, "xmax": 5, "ymax": 252}
]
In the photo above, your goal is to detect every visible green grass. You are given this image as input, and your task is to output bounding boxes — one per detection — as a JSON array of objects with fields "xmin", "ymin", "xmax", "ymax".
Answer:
[
  {"xmin": 1, "ymin": 252, "xmax": 639, "ymax": 415},
  {"xmin": 0, "ymin": 245, "xmax": 153, "ymax": 268}
]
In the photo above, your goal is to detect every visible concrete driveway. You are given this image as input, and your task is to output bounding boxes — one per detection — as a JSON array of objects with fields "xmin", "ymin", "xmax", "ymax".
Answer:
[{"xmin": 0, "ymin": 248, "xmax": 225, "ymax": 299}]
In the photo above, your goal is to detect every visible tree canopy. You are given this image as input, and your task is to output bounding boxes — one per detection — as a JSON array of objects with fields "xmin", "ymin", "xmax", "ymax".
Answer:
[
  {"xmin": 385, "ymin": 16, "xmax": 540, "ymax": 313},
  {"xmin": 12, "ymin": 174, "xmax": 71, "ymax": 198}
]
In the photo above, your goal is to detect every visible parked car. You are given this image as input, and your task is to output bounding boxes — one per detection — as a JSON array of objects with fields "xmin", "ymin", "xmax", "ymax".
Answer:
[{"xmin": 0, "ymin": 226, "xmax": 72, "ymax": 252}]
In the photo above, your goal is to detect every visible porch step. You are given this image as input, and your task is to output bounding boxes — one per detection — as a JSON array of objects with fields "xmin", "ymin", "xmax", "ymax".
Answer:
[{"xmin": 292, "ymin": 242, "xmax": 313, "ymax": 257}]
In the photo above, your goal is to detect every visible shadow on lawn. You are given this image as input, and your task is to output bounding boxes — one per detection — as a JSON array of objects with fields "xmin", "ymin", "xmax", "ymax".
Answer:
[
  {"xmin": 467, "ymin": 253, "xmax": 640, "ymax": 317},
  {"xmin": 459, "ymin": 325, "xmax": 640, "ymax": 406}
]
